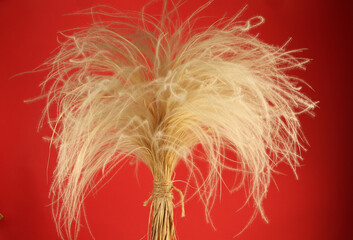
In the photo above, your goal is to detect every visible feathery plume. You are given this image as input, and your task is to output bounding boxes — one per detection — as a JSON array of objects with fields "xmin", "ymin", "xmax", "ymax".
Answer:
[{"xmin": 40, "ymin": 2, "xmax": 316, "ymax": 239}]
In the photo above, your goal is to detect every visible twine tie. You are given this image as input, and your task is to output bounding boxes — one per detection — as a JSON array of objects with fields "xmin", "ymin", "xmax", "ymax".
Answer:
[{"xmin": 143, "ymin": 180, "xmax": 185, "ymax": 217}]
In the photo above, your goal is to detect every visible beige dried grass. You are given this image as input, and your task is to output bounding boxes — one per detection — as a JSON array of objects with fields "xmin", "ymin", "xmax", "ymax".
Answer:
[{"xmin": 39, "ymin": 1, "xmax": 316, "ymax": 239}]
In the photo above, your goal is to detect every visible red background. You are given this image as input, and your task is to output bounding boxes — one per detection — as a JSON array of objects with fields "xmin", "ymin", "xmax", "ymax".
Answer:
[{"xmin": 0, "ymin": 0, "xmax": 352, "ymax": 239}]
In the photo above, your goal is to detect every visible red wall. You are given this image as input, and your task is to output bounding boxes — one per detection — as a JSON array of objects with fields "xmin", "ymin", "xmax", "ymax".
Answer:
[{"xmin": 0, "ymin": 0, "xmax": 351, "ymax": 239}]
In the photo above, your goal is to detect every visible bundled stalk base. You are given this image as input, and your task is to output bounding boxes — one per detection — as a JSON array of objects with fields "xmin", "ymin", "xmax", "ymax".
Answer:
[
  {"xmin": 150, "ymin": 197, "xmax": 175, "ymax": 240},
  {"xmin": 147, "ymin": 181, "xmax": 176, "ymax": 240},
  {"xmin": 144, "ymin": 179, "xmax": 185, "ymax": 240}
]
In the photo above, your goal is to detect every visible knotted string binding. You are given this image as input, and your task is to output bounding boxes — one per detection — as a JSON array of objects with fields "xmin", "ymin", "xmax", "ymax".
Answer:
[{"xmin": 144, "ymin": 180, "xmax": 185, "ymax": 218}]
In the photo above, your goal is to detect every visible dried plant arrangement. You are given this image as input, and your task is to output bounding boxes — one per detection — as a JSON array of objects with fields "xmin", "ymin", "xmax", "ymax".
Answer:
[{"xmin": 37, "ymin": 1, "xmax": 316, "ymax": 239}]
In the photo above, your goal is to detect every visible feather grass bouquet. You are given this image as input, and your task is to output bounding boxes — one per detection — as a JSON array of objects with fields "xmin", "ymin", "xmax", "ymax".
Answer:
[{"xmin": 39, "ymin": 1, "xmax": 316, "ymax": 239}]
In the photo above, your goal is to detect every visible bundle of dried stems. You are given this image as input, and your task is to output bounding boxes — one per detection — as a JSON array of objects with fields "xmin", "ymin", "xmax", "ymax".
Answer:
[{"xmin": 38, "ymin": 1, "xmax": 316, "ymax": 239}]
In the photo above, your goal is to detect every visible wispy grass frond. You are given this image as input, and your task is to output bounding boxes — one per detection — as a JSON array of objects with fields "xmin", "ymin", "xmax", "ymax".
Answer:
[{"xmin": 41, "ymin": 3, "xmax": 316, "ymax": 239}]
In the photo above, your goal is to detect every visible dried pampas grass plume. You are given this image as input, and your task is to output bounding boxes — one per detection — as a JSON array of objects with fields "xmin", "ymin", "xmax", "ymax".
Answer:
[{"xmin": 39, "ymin": 1, "xmax": 316, "ymax": 239}]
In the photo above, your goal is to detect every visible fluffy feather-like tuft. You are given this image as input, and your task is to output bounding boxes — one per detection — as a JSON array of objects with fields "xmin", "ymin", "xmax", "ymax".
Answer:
[{"xmin": 40, "ymin": 3, "xmax": 316, "ymax": 239}]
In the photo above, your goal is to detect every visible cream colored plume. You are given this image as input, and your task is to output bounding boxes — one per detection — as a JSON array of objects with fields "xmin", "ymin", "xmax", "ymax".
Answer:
[{"xmin": 40, "ymin": 2, "xmax": 316, "ymax": 239}]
